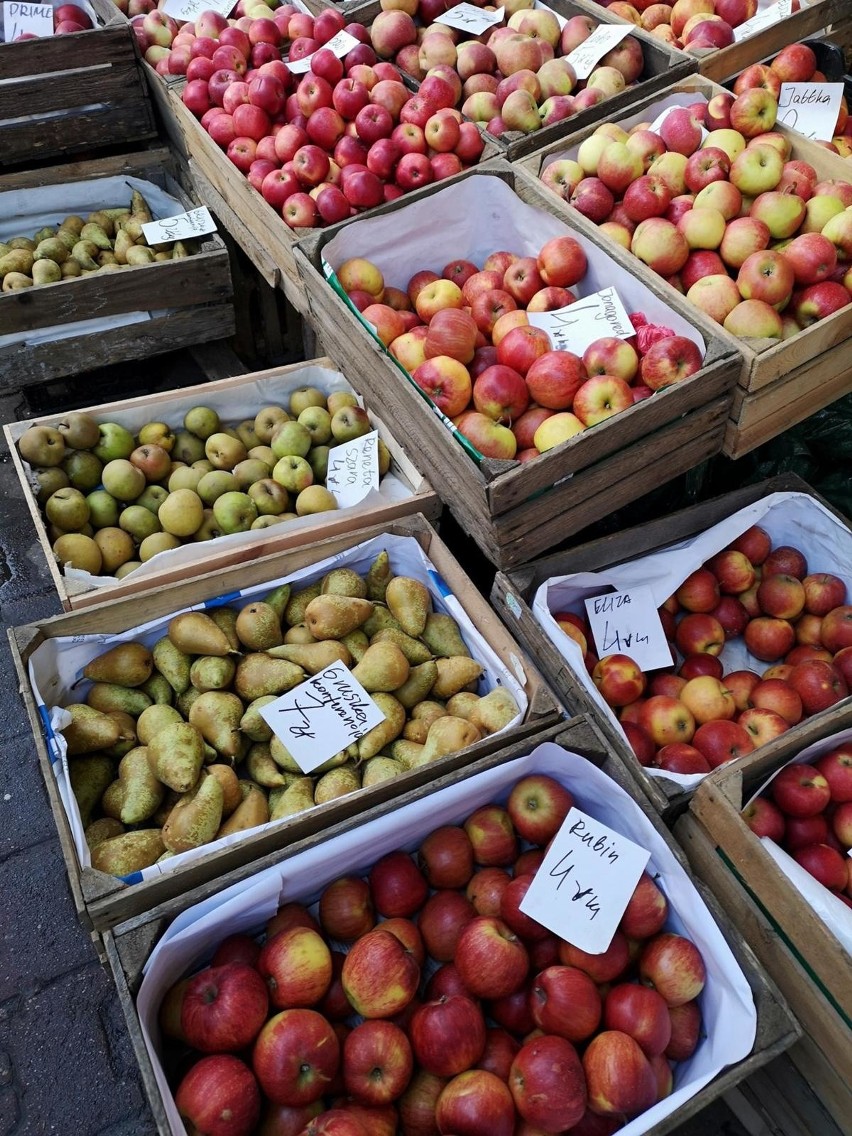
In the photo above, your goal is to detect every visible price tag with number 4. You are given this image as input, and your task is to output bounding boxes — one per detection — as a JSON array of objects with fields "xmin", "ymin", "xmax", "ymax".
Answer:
[{"xmin": 584, "ymin": 584, "xmax": 672, "ymax": 672}]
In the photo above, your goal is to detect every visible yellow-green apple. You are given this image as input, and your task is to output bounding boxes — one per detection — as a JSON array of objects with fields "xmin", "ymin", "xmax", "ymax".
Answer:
[
  {"xmin": 820, "ymin": 209, "xmax": 852, "ymax": 262},
  {"xmin": 491, "ymin": 308, "xmax": 529, "ymax": 346},
  {"xmin": 723, "ymin": 296, "xmax": 782, "ymax": 337},
  {"xmin": 342, "ymin": 927, "xmax": 420, "ymax": 1018},
  {"xmin": 593, "ymin": 654, "xmax": 647, "ymax": 707},
  {"xmin": 720, "ymin": 215, "xmax": 771, "ymax": 269},
  {"xmin": 525, "ymin": 352, "xmax": 587, "ymax": 409},
  {"xmin": 639, "ymin": 334, "xmax": 704, "ymax": 388},
  {"xmin": 257, "ymin": 927, "xmax": 333, "ymax": 1010},
  {"xmin": 414, "ymin": 278, "xmax": 464, "ymax": 322},
  {"xmin": 253, "ymin": 1008, "xmax": 341, "ymax": 1105},
  {"xmin": 638, "ymin": 695, "xmax": 696, "ymax": 747},
  {"xmin": 594, "ymin": 122, "xmax": 630, "ymax": 144},
  {"xmin": 749, "ymin": 191, "xmax": 806, "ymax": 239},
  {"xmin": 702, "ymin": 128, "xmax": 746, "ymax": 161},
  {"xmin": 338, "ymin": 257, "xmax": 384, "ymax": 299},
  {"xmin": 623, "ymin": 173, "xmax": 673, "ymax": 221},
  {"xmin": 533, "ymin": 411, "xmax": 585, "ymax": 452},
  {"xmin": 679, "ymin": 675, "xmax": 736, "ymax": 723},
  {"xmin": 571, "ymin": 176, "xmax": 615, "ymax": 223},
  {"xmin": 412, "ymin": 357, "xmax": 472, "ymax": 416},
  {"xmin": 730, "ymin": 143, "xmax": 783, "ymax": 195},
  {"xmin": 814, "ymin": 179, "xmax": 852, "ymax": 206},
  {"xmin": 470, "ymin": 289, "xmax": 519, "ymax": 337},
  {"xmin": 736, "ymin": 249, "xmax": 794, "ymax": 308},
  {"xmin": 632, "ymin": 217, "xmax": 690, "ymax": 275},
  {"xmin": 390, "ymin": 327, "xmax": 428, "ymax": 372},
  {"xmin": 537, "ymin": 234, "xmax": 587, "ymax": 287},
  {"xmin": 582, "ymin": 1031, "xmax": 657, "ymax": 1118},
  {"xmin": 800, "ymin": 194, "xmax": 845, "ymax": 234},
  {"xmin": 540, "ymin": 158, "xmax": 585, "ymax": 199},
  {"xmin": 586, "ymin": 65, "xmax": 627, "ymax": 98},
  {"xmin": 582, "ymin": 337, "xmax": 638, "ymax": 383},
  {"xmin": 729, "ymin": 87, "xmax": 777, "ymax": 137},
  {"xmin": 472, "ymin": 365, "xmax": 529, "ymax": 423},
  {"xmin": 679, "ymin": 207, "xmax": 726, "ymax": 250},
  {"xmin": 793, "ymin": 282, "xmax": 851, "ymax": 328},
  {"xmin": 577, "ymin": 133, "xmax": 613, "ymax": 176},
  {"xmin": 424, "ymin": 308, "xmax": 478, "ymax": 363},
  {"xmin": 658, "ymin": 107, "xmax": 704, "ymax": 156},
  {"xmin": 175, "ymin": 1055, "xmax": 261, "ymax": 1136},
  {"xmin": 573, "ymin": 375, "xmax": 633, "ymax": 426},
  {"xmin": 626, "ymin": 128, "xmax": 667, "ymax": 170},
  {"xmin": 600, "ymin": 221, "xmax": 634, "ymax": 249}
]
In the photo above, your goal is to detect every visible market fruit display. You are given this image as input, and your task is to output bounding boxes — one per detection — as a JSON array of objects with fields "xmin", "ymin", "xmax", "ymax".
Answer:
[
  {"xmin": 335, "ymin": 243, "xmax": 705, "ymax": 460},
  {"xmin": 58, "ymin": 554, "xmax": 520, "ymax": 877},
  {"xmin": 0, "ymin": 191, "xmax": 198, "ymax": 292},
  {"xmin": 742, "ymin": 748, "xmax": 852, "ymax": 905},
  {"xmin": 363, "ymin": 0, "xmax": 655, "ymax": 140},
  {"xmin": 15, "ymin": 391, "xmax": 390, "ymax": 579},
  {"xmin": 535, "ymin": 88, "xmax": 852, "ymax": 339},
  {"xmin": 158, "ymin": 775, "xmax": 707, "ymax": 1135},
  {"xmin": 1, "ymin": 1, "xmax": 93, "ymax": 40},
  {"xmin": 561, "ymin": 524, "xmax": 852, "ymax": 775}
]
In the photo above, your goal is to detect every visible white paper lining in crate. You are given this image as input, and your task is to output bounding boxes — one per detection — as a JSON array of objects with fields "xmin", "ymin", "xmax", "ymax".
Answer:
[
  {"xmin": 319, "ymin": 176, "xmax": 707, "ymax": 448},
  {"xmin": 28, "ymin": 532, "xmax": 527, "ymax": 885},
  {"xmin": 135, "ymin": 742, "xmax": 756, "ymax": 1136},
  {"xmin": 0, "ymin": 175, "xmax": 188, "ymax": 350},
  {"xmin": 16, "ymin": 365, "xmax": 413, "ymax": 596},
  {"xmin": 744, "ymin": 725, "xmax": 852, "ymax": 953},
  {"xmin": 531, "ymin": 491, "xmax": 852, "ymax": 789}
]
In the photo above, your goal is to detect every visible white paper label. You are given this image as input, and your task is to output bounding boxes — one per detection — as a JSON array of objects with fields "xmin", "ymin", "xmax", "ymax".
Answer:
[
  {"xmin": 565, "ymin": 25, "xmax": 631, "ymax": 81},
  {"xmin": 288, "ymin": 29, "xmax": 360, "ymax": 74},
  {"xmin": 435, "ymin": 2, "xmax": 504, "ymax": 35},
  {"xmin": 259, "ymin": 661, "xmax": 386, "ymax": 774},
  {"xmin": 3, "ymin": 1, "xmax": 52, "ymax": 38},
  {"xmin": 649, "ymin": 105, "xmax": 709, "ymax": 142},
  {"xmin": 732, "ymin": 0, "xmax": 792, "ymax": 42},
  {"xmin": 326, "ymin": 430, "xmax": 379, "ymax": 508},
  {"xmin": 584, "ymin": 584, "xmax": 673, "ymax": 671},
  {"xmin": 527, "ymin": 287, "xmax": 635, "ymax": 355},
  {"xmin": 161, "ymin": 0, "xmax": 234, "ymax": 20},
  {"xmin": 141, "ymin": 206, "xmax": 217, "ymax": 245},
  {"xmin": 520, "ymin": 807, "xmax": 651, "ymax": 953},
  {"xmin": 778, "ymin": 82, "xmax": 844, "ymax": 142}
]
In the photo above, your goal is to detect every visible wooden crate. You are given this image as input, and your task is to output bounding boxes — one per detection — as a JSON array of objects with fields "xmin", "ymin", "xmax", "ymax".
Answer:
[
  {"xmin": 570, "ymin": 0, "xmax": 847, "ymax": 82},
  {"xmin": 517, "ymin": 74, "xmax": 852, "ymax": 457},
  {"xmin": 101, "ymin": 717, "xmax": 798, "ymax": 1136},
  {"xmin": 676, "ymin": 750, "xmax": 852, "ymax": 1136},
  {"xmin": 3, "ymin": 356, "xmax": 442, "ymax": 611},
  {"xmin": 0, "ymin": 148, "xmax": 234, "ymax": 390},
  {"xmin": 7, "ymin": 513, "xmax": 561, "ymax": 933},
  {"xmin": 0, "ymin": 0, "xmax": 156, "ymax": 168},
  {"xmin": 490, "ymin": 475, "xmax": 852, "ymax": 815}
]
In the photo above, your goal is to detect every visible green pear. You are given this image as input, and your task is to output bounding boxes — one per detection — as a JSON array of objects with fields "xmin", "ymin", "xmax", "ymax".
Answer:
[
  {"xmin": 91, "ymin": 830, "xmax": 165, "ymax": 877},
  {"xmin": 101, "ymin": 710, "xmax": 138, "ymax": 758},
  {"xmin": 187, "ymin": 691, "xmax": 246, "ymax": 760},
  {"xmin": 370, "ymin": 627, "xmax": 433, "ymax": 665},
  {"xmin": 162, "ymin": 774, "xmax": 224, "ymax": 854},
  {"xmin": 444, "ymin": 692, "xmax": 481, "ymax": 720},
  {"xmin": 168, "ymin": 611, "xmax": 235, "ymax": 657},
  {"xmin": 469, "ymin": 688, "xmax": 521, "ymax": 735},
  {"xmin": 304, "ymin": 594, "xmax": 374, "ymax": 640},
  {"xmin": 240, "ymin": 695, "xmax": 277, "ymax": 741},
  {"xmin": 341, "ymin": 629, "xmax": 369, "ymax": 663},
  {"xmin": 61, "ymin": 704, "xmax": 121, "ymax": 755},
  {"xmin": 136, "ymin": 703, "xmax": 183, "ymax": 744},
  {"xmin": 431, "ymin": 657, "xmax": 484, "ymax": 700},
  {"xmin": 266, "ymin": 640, "xmax": 351, "ymax": 673},
  {"xmin": 421, "ymin": 716, "xmax": 482, "ymax": 763},
  {"xmin": 365, "ymin": 550, "xmax": 392, "ymax": 602},
  {"xmin": 246, "ymin": 743, "xmax": 290, "ymax": 789},
  {"xmin": 176, "ymin": 686, "xmax": 202, "ymax": 719},
  {"xmin": 315, "ymin": 764, "xmax": 361, "ymax": 805},
  {"xmin": 284, "ymin": 582, "xmax": 322, "ymax": 626},
  {"xmin": 206, "ymin": 763, "xmax": 243, "ymax": 816},
  {"xmin": 363, "ymin": 606, "xmax": 403, "ymax": 638},
  {"xmin": 268, "ymin": 777, "xmax": 315, "ymax": 821},
  {"xmin": 217, "ymin": 781, "xmax": 269, "ymax": 837},
  {"xmin": 262, "ymin": 584, "xmax": 291, "ymax": 623},
  {"xmin": 235, "ymin": 602, "xmax": 282, "ymax": 651},
  {"xmin": 357, "ymin": 693, "xmax": 406, "ymax": 760},
  {"xmin": 148, "ymin": 721, "xmax": 206, "ymax": 792},
  {"xmin": 83, "ymin": 642, "xmax": 153, "ymax": 688},
  {"xmin": 383, "ymin": 739, "xmax": 427, "ymax": 770},
  {"xmin": 351, "ymin": 641, "xmax": 410, "ymax": 693},
  {"xmin": 117, "ymin": 746, "xmax": 165, "ymax": 825},
  {"xmin": 393, "ymin": 661, "xmax": 439, "ymax": 709},
  {"xmin": 321, "ymin": 567, "xmax": 368, "ymax": 598},
  {"xmin": 385, "ymin": 576, "xmax": 432, "ymax": 637},
  {"xmin": 153, "ymin": 636, "xmax": 192, "ymax": 695},
  {"xmin": 360, "ymin": 756, "xmax": 403, "ymax": 787},
  {"xmin": 234, "ymin": 654, "xmax": 305, "ymax": 701},
  {"xmin": 85, "ymin": 817, "xmax": 125, "ymax": 852},
  {"xmin": 269, "ymin": 736, "xmax": 301, "ymax": 773},
  {"xmin": 421, "ymin": 613, "xmax": 472, "ymax": 658},
  {"xmin": 86, "ymin": 683, "xmax": 152, "ymax": 718},
  {"xmin": 140, "ymin": 673, "xmax": 174, "ymax": 706},
  {"xmin": 190, "ymin": 655, "xmax": 237, "ymax": 692},
  {"xmin": 69, "ymin": 754, "xmax": 115, "ymax": 826}
]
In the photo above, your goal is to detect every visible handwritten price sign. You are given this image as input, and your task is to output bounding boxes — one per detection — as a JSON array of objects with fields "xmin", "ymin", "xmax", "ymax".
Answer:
[
  {"xmin": 520, "ymin": 807, "xmax": 651, "ymax": 953},
  {"xmin": 584, "ymin": 584, "xmax": 672, "ymax": 672},
  {"xmin": 326, "ymin": 430, "xmax": 379, "ymax": 509},
  {"xmin": 565, "ymin": 24, "xmax": 630, "ymax": 81},
  {"xmin": 527, "ymin": 287, "xmax": 635, "ymax": 355},
  {"xmin": 289, "ymin": 29, "xmax": 360, "ymax": 74},
  {"xmin": 733, "ymin": 0, "xmax": 792, "ymax": 42},
  {"xmin": 141, "ymin": 206, "xmax": 217, "ymax": 245},
  {"xmin": 778, "ymin": 82, "xmax": 845, "ymax": 142},
  {"xmin": 435, "ymin": 2, "xmax": 504, "ymax": 36},
  {"xmin": 2, "ymin": 1, "xmax": 53, "ymax": 39},
  {"xmin": 259, "ymin": 662, "xmax": 386, "ymax": 773},
  {"xmin": 162, "ymin": 0, "xmax": 235, "ymax": 19}
]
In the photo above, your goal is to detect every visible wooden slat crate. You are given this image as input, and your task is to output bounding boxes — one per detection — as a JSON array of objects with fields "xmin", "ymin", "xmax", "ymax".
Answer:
[
  {"xmin": 7, "ymin": 513, "xmax": 562, "ymax": 934},
  {"xmin": 100, "ymin": 717, "xmax": 799, "ymax": 1136},
  {"xmin": 516, "ymin": 74, "xmax": 852, "ymax": 459},
  {"xmin": 0, "ymin": 148, "xmax": 234, "ymax": 390},
  {"xmin": 3, "ymin": 356, "xmax": 442, "ymax": 611},
  {"xmin": 490, "ymin": 475, "xmax": 852, "ymax": 815},
  {"xmin": 292, "ymin": 158, "xmax": 740, "ymax": 568},
  {"xmin": 570, "ymin": 0, "xmax": 848, "ymax": 82},
  {"xmin": 0, "ymin": 0, "xmax": 155, "ymax": 167},
  {"xmin": 676, "ymin": 746, "xmax": 852, "ymax": 1136}
]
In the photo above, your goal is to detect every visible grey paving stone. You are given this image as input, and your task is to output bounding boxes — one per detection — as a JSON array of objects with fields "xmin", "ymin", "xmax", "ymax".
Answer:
[{"xmin": 0, "ymin": 731, "xmax": 57, "ymax": 859}]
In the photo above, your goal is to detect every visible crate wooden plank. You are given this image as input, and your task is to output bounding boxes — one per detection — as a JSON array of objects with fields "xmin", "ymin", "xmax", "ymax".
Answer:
[{"xmin": 8, "ymin": 514, "xmax": 560, "ymax": 932}]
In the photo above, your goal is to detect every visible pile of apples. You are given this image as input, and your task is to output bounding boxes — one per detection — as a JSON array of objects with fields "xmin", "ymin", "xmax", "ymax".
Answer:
[
  {"xmin": 729, "ymin": 43, "xmax": 851, "ymax": 155},
  {"xmin": 538, "ymin": 86, "xmax": 852, "ymax": 340},
  {"xmin": 160, "ymin": 773, "xmax": 709, "ymax": 1136},
  {"xmin": 365, "ymin": 0, "xmax": 652, "ymax": 140},
  {"xmin": 169, "ymin": 7, "xmax": 486, "ymax": 227},
  {"xmin": 335, "ymin": 243, "xmax": 705, "ymax": 461},
  {"xmin": 557, "ymin": 523, "xmax": 852, "ymax": 776},
  {"xmin": 3, "ymin": 1, "xmax": 93, "ymax": 39},
  {"xmin": 743, "ymin": 748, "xmax": 852, "ymax": 906},
  {"xmin": 583, "ymin": 0, "xmax": 799, "ymax": 54}
]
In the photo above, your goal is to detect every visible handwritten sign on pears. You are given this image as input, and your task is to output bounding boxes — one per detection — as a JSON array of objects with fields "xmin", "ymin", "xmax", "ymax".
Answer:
[
  {"xmin": 584, "ymin": 584, "xmax": 673, "ymax": 671},
  {"xmin": 3, "ymin": 1, "xmax": 53, "ymax": 39},
  {"xmin": 435, "ymin": 3, "xmax": 504, "ymax": 35},
  {"xmin": 520, "ymin": 807, "xmax": 651, "ymax": 952},
  {"xmin": 288, "ymin": 30, "xmax": 361, "ymax": 74},
  {"xmin": 565, "ymin": 25, "xmax": 630, "ymax": 81},
  {"xmin": 733, "ymin": 0, "xmax": 792, "ymax": 42},
  {"xmin": 141, "ymin": 207, "xmax": 217, "ymax": 245},
  {"xmin": 527, "ymin": 287, "xmax": 635, "ymax": 355},
  {"xmin": 326, "ymin": 430, "xmax": 380, "ymax": 508},
  {"xmin": 777, "ymin": 83, "xmax": 845, "ymax": 142},
  {"xmin": 259, "ymin": 661, "xmax": 386, "ymax": 773}
]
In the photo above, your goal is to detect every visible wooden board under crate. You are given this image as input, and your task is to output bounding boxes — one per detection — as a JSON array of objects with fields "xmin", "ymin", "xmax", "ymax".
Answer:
[
  {"xmin": 7, "ymin": 513, "xmax": 562, "ymax": 933},
  {"xmin": 0, "ymin": 148, "xmax": 234, "ymax": 390},
  {"xmin": 0, "ymin": 0, "xmax": 156, "ymax": 168}
]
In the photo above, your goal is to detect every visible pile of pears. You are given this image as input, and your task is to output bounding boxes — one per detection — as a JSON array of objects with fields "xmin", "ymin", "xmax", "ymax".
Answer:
[
  {"xmin": 60, "ymin": 552, "xmax": 521, "ymax": 879},
  {"xmin": 17, "ymin": 387, "xmax": 390, "ymax": 580},
  {"xmin": 0, "ymin": 190, "xmax": 199, "ymax": 292}
]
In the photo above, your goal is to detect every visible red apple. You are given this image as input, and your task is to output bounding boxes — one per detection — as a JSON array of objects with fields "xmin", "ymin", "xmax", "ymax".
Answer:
[
  {"xmin": 342, "ymin": 1019, "xmax": 413, "ymax": 1105},
  {"xmin": 506, "ymin": 773, "xmax": 573, "ymax": 844},
  {"xmin": 253, "ymin": 1009, "xmax": 340, "ymax": 1106},
  {"xmin": 583, "ymin": 1031, "xmax": 657, "ymax": 1117},
  {"xmin": 435, "ymin": 1069, "xmax": 516, "ymax": 1136},
  {"xmin": 454, "ymin": 915, "xmax": 529, "ymax": 999},
  {"xmin": 181, "ymin": 963, "xmax": 269, "ymax": 1054},
  {"xmin": 509, "ymin": 1035, "xmax": 587, "ymax": 1132},
  {"xmin": 409, "ymin": 994, "xmax": 487, "ymax": 1078},
  {"xmin": 771, "ymin": 762, "xmax": 832, "ymax": 817},
  {"xmin": 176, "ymin": 1055, "xmax": 261, "ymax": 1136},
  {"xmin": 341, "ymin": 928, "xmax": 420, "ymax": 1018}
]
